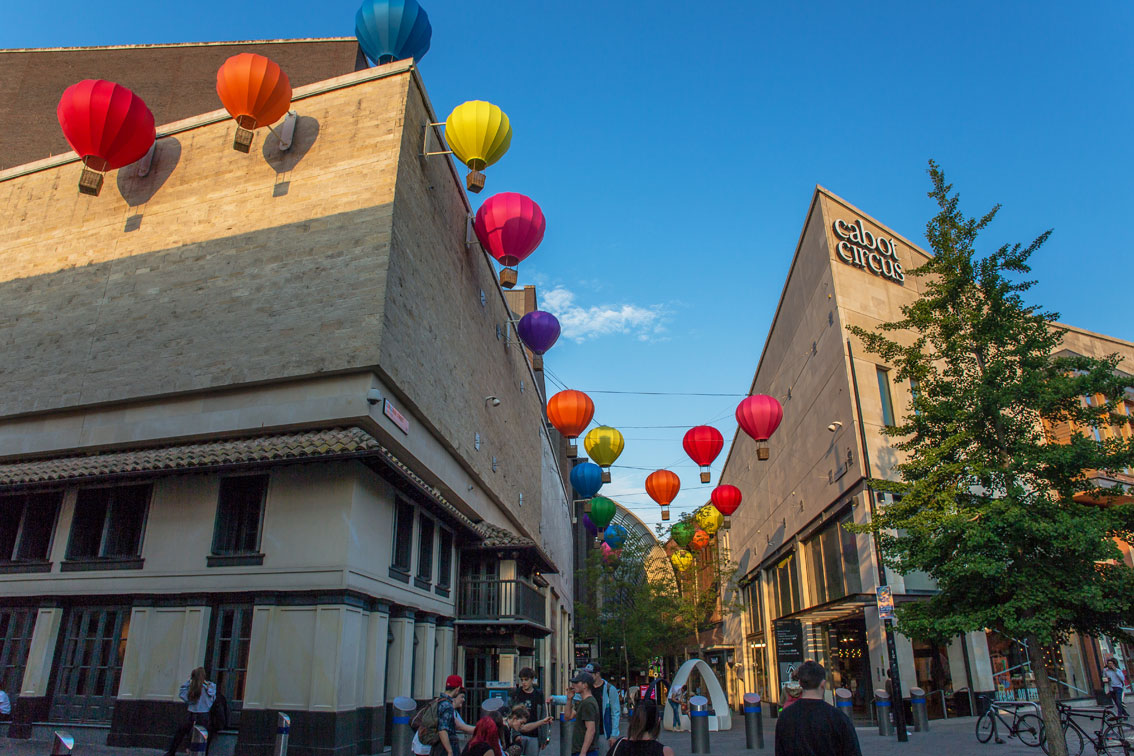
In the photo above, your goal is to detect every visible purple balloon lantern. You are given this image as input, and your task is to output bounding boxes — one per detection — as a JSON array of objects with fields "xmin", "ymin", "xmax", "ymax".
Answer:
[
  {"xmin": 582, "ymin": 513, "xmax": 598, "ymax": 538},
  {"xmin": 517, "ymin": 310, "xmax": 561, "ymax": 355}
]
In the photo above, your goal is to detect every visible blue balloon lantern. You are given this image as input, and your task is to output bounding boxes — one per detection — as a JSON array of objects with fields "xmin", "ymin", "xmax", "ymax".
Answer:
[
  {"xmin": 570, "ymin": 462, "xmax": 603, "ymax": 500},
  {"xmin": 355, "ymin": 0, "xmax": 433, "ymax": 66},
  {"xmin": 603, "ymin": 524, "xmax": 627, "ymax": 549}
]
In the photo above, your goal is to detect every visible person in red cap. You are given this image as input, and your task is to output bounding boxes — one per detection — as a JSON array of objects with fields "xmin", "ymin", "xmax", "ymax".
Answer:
[{"xmin": 433, "ymin": 675, "xmax": 465, "ymax": 756}]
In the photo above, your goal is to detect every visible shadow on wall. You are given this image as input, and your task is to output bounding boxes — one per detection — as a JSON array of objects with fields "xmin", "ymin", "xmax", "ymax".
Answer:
[
  {"xmin": 117, "ymin": 137, "xmax": 182, "ymax": 231},
  {"xmin": 262, "ymin": 115, "xmax": 320, "ymax": 196}
]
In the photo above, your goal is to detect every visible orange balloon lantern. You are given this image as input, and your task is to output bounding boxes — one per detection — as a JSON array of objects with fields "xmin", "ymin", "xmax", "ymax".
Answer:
[
  {"xmin": 646, "ymin": 469, "xmax": 681, "ymax": 522},
  {"xmin": 547, "ymin": 390, "xmax": 595, "ymax": 458},
  {"xmin": 216, "ymin": 53, "xmax": 292, "ymax": 152},
  {"xmin": 689, "ymin": 529, "xmax": 710, "ymax": 551}
]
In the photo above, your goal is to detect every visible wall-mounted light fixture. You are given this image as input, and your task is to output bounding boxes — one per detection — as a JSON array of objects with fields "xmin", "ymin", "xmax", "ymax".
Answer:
[
  {"xmin": 827, "ymin": 421, "xmax": 843, "ymax": 432},
  {"xmin": 485, "ymin": 396, "xmax": 501, "ymax": 407}
]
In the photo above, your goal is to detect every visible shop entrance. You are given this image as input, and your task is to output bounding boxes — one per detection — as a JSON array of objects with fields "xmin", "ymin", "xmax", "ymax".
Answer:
[{"xmin": 822, "ymin": 617, "xmax": 873, "ymax": 719}]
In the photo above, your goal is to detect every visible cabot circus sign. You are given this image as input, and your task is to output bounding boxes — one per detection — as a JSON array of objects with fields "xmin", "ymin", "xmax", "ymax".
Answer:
[{"xmin": 832, "ymin": 218, "xmax": 905, "ymax": 284}]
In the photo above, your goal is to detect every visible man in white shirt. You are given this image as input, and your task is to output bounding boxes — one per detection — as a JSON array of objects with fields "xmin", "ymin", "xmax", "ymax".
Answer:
[{"xmin": 0, "ymin": 689, "xmax": 11, "ymax": 717}]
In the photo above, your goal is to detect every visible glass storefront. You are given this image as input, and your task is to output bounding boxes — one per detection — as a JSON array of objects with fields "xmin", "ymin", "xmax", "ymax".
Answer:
[
  {"xmin": 986, "ymin": 631, "xmax": 1091, "ymax": 702},
  {"xmin": 820, "ymin": 617, "xmax": 874, "ymax": 719}
]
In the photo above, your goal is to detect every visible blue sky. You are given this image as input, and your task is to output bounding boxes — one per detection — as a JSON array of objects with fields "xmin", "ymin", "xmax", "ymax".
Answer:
[{"xmin": 9, "ymin": 1, "xmax": 1132, "ymax": 531}]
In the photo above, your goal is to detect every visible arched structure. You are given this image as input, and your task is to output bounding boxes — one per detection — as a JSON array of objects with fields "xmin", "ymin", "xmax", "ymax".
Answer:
[
  {"xmin": 664, "ymin": 658, "xmax": 732, "ymax": 732},
  {"xmin": 609, "ymin": 502, "xmax": 673, "ymax": 590}
]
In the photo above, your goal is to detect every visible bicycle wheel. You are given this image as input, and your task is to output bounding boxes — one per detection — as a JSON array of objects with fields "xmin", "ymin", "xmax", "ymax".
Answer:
[
  {"xmin": 1101, "ymin": 721, "xmax": 1134, "ymax": 755},
  {"xmin": 977, "ymin": 710, "xmax": 997, "ymax": 743},
  {"xmin": 1042, "ymin": 724, "xmax": 1084, "ymax": 756},
  {"xmin": 1016, "ymin": 713, "xmax": 1044, "ymax": 747}
]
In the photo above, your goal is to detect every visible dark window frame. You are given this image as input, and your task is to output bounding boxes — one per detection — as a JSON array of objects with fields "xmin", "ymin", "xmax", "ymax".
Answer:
[
  {"xmin": 209, "ymin": 474, "xmax": 269, "ymax": 566},
  {"xmin": 436, "ymin": 526, "xmax": 453, "ymax": 595},
  {"xmin": 877, "ymin": 367, "xmax": 896, "ymax": 428},
  {"xmin": 390, "ymin": 498, "xmax": 415, "ymax": 579},
  {"xmin": 416, "ymin": 513, "xmax": 435, "ymax": 589},
  {"xmin": 64, "ymin": 484, "xmax": 151, "ymax": 567},
  {"xmin": 0, "ymin": 607, "xmax": 37, "ymax": 699},
  {"xmin": 205, "ymin": 603, "xmax": 253, "ymax": 725},
  {"xmin": 0, "ymin": 491, "xmax": 62, "ymax": 566}
]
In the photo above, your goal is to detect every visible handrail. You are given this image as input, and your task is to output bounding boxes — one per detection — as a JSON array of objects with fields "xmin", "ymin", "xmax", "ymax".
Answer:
[
  {"xmin": 955, "ymin": 686, "xmax": 977, "ymax": 718},
  {"xmin": 927, "ymin": 688, "xmax": 949, "ymax": 719}
]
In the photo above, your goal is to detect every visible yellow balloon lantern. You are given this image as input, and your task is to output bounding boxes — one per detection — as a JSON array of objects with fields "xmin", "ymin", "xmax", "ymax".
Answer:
[
  {"xmin": 445, "ymin": 100, "xmax": 511, "ymax": 193},
  {"xmin": 670, "ymin": 550, "xmax": 694, "ymax": 572},
  {"xmin": 584, "ymin": 426, "xmax": 625, "ymax": 484},
  {"xmin": 695, "ymin": 507, "xmax": 723, "ymax": 535}
]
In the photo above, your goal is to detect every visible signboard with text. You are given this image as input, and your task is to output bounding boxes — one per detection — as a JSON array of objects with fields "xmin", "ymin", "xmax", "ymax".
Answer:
[
  {"xmin": 876, "ymin": 585, "xmax": 895, "ymax": 620},
  {"xmin": 773, "ymin": 619, "xmax": 804, "ymax": 663}
]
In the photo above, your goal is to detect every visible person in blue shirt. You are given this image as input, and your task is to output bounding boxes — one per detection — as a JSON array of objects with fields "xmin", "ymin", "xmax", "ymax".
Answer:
[{"xmin": 164, "ymin": 667, "xmax": 217, "ymax": 756}]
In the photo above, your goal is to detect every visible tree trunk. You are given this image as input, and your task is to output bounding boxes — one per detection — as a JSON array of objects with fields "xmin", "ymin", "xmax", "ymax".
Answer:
[{"xmin": 1027, "ymin": 634, "xmax": 1068, "ymax": 756}]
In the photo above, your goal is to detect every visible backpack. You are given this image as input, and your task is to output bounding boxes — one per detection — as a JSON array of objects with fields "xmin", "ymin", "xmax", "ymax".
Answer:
[
  {"xmin": 414, "ymin": 698, "xmax": 442, "ymax": 745},
  {"xmin": 210, "ymin": 691, "xmax": 230, "ymax": 732}
]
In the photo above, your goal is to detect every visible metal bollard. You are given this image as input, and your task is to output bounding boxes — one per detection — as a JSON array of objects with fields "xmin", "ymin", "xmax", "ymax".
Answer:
[
  {"xmin": 51, "ymin": 731, "xmax": 74, "ymax": 756},
  {"xmin": 875, "ymin": 689, "xmax": 893, "ymax": 737},
  {"xmin": 909, "ymin": 687, "xmax": 928, "ymax": 732},
  {"xmin": 391, "ymin": 696, "xmax": 417, "ymax": 756},
  {"xmin": 274, "ymin": 712, "xmax": 291, "ymax": 756},
  {"xmin": 481, "ymin": 697, "xmax": 506, "ymax": 717},
  {"xmin": 549, "ymin": 696, "xmax": 571, "ymax": 756},
  {"xmin": 689, "ymin": 695, "xmax": 710, "ymax": 754},
  {"xmin": 743, "ymin": 692, "xmax": 763, "ymax": 750},
  {"xmin": 190, "ymin": 724, "xmax": 209, "ymax": 756},
  {"xmin": 834, "ymin": 688, "xmax": 854, "ymax": 723}
]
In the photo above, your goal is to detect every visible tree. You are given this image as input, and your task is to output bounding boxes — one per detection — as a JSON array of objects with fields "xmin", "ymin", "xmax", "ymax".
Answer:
[{"xmin": 849, "ymin": 161, "xmax": 1134, "ymax": 756}]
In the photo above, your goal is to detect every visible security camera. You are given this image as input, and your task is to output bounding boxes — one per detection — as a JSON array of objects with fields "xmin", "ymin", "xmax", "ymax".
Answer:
[
  {"xmin": 485, "ymin": 396, "xmax": 501, "ymax": 407},
  {"xmin": 366, "ymin": 389, "xmax": 383, "ymax": 406},
  {"xmin": 827, "ymin": 421, "xmax": 843, "ymax": 432}
]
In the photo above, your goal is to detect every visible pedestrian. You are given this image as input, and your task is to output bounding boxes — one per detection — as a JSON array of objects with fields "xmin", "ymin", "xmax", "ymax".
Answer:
[
  {"xmin": 511, "ymin": 668, "xmax": 550, "ymax": 754},
  {"xmin": 164, "ymin": 667, "xmax": 216, "ymax": 756},
  {"xmin": 425, "ymin": 675, "xmax": 465, "ymax": 756},
  {"xmin": 1104, "ymin": 658, "xmax": 1128, "ymax": 719},
  {"xmin": 415, "ymin": 690, "xmax": 474, "ymax": 756},
  {"xmin": 565, "ymin": 670, "xmax": 600, "ymax": 756},
  {"xmin": 665, "ymin": 681, "xmax": 684, "ymax": 731},
  {"xmin": 607, "ymin": 701, "xmax": 674, "ymax": 756},
  {"xmin": 585, "ymin": 663, "xmax": 621, "ymax": 752},
  {"xmin": 505, "ymin": 704, "xmax": 552, "ymax": 756},
  {"xmin": 773, "ymin": 660, "xmax": 862, "ymax": 756},
  {"xmin": 460, "ymin": 715, "xmax": 504, "ymax": 756}
]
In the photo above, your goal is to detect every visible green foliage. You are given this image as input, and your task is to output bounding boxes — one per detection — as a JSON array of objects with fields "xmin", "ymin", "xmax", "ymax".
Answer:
[{"xmin": 849, "ymin": 162, "xmax": 1134, "ymax": 755}]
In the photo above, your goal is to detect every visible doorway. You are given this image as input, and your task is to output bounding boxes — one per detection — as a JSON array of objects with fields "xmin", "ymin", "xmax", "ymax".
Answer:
[
  {"xmin": 49, "ymin": 606, "xmax": 130, "ymax": 723},
  {"xmin": 823, "ymin": 617, "xmax": 873, "ymax": 719}
]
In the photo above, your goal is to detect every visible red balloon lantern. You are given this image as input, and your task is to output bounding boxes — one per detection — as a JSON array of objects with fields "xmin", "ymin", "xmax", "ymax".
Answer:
[
  {"xmin": 646, "ymin": 469, "xmax": 681, "ymax": 522},
  {"xmin": 689, "ymin": 529, "xmax": 710, "ymax": 551},
  {"xmin": 57, "ymin": 80, "xmax": 156, "ymax": 196},
  {"xmin": 473, "ymin": 192, "xmax": 546, "ymax": 289},
  {"xmin": 736, "ymin": 394, "xmax": 783, "ymax": 461},
  {"xmin": 683, "ymin": 425, "xmax": 724, "ymax": 483},
  {"xmin": 710, "ymin": 484, "xmax": 742, "ymax": 530}
]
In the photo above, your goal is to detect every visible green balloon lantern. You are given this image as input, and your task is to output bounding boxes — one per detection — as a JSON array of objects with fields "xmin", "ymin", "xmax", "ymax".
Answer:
[
  {"xmin": 671, "ymin": 521, "xmax": 694, "ymax": 549},
  {"xmin": 589, "ymin": 496, "xmax": 616, "ymax": 530}
]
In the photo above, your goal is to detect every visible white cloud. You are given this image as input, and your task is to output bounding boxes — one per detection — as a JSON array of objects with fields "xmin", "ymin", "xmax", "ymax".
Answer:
[{"xmin": 542, "ymin": 287, "xmax": 667, "ymax": 343}]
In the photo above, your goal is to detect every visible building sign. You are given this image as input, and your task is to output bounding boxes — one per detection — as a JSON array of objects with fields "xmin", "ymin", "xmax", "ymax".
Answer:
[
  {"xmin": 832, "ymin": 218, "xmax": 905, "ymax": 284},
  {"xmin": 876, "ymin": 585, "xmax": 895, "ymax": 620},
  {"xmin": 382, "ymin": 398, "xmax": 410, "ymax": 434},
  {"xmin": 773, "ymin": 619, "xmax": 804, "ymax": 662}
]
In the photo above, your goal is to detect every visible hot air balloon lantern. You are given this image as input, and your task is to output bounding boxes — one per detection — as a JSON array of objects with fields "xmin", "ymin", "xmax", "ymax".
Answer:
[
  {"xmin": 683, "ymin": 426, "xmax": 724, "ymax": 484},
  {"xmin": 570, "ymin": 462, "xmax": 603, "ymax": 513},
  {"xmin": 582, "ymin": 513, "xmax": 598, "ymax": 539},
  {"xmin": 736, "ymin": 394, "xmax": 784, "ymax": 461},
  {"xmin": 670, "ymin": 550, "xmax": 694, "ymax": 573},
  {"xmin": 355, "ymin": 0, "xmax": 432, "ymax": 66},
  {"xmin": 547, "ymin": 390, "xmax": 594, "ymax": 458},
  {"xmin": 584, "ymin": 427, "xmax": 625, "ymax": 483},
  {"xmin": 645, "ymin": 469, "xmax": 680, "ymax": 521},
  {"xmin": 710, "ymin": 484, "xmax": 742, "ymax": 530},
  {"xmin": 216, "ymin": 54, "xmax": 294, "ymax": 153},
  {"xmin": 57, "ymin": 80, "xmax": 156, "ymax": 196},
  {"xmin": 473, "ymin": 193, "xmax": 545, "ymax": 288},
  {"xmin": 671, "ymin": 521, "xmax": 695, "ymax": 549},
  {"xmin": 695, "ymin": 506, "xmax": 723, "ymax": 536},
  {"xmin": 443, "ymin": 101, "xmax": 511, "ymax": 193},
  {"xmin": 601, "ymin": 542, "xmax": 622, "ymax": 564},
  {"xmin": 516, "ymin": 310, "xmax": 559, "ymax": 369},
  {"xmin": 603, "ymin": 524, "xmax": 627, "ymax": 550},
  {"xmin": 588, "ymin": 496, "xmax": 616, "ymax": 532},
  {"xmin": 689, "ymin": 529, "xmax": 710, "ymax": 551}
]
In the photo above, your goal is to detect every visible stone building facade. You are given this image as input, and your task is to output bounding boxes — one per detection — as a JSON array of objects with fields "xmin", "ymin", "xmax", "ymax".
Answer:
[{"xmin": 0, "ymin": 45, "xmax": 573, "ymax": 756}]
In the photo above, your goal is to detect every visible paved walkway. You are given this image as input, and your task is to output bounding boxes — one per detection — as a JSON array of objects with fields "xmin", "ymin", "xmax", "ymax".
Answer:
[{"xmin": 1, "ymin": 715, "xmax": 1037, "ymax": 755}]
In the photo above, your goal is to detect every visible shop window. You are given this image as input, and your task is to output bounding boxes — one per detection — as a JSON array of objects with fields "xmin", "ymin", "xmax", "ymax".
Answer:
[
  {"xmin": 207, "ymin": 604, "xmax": 253, "ymax": 721},
  {"xmin": 745, "ymin": 580, "xmax": 764, "ymax": 634},
  {"xmin": 50, "ymin": 606, "xmax": 130, "ymax": 723},
  {"xmin": 210, "ymin": 475, "xmax": 267, "ymax": 563},
  {"xmin": 771, "ymin": 552, "xmax": 801, "ymax": 618},
  {"xmin": 416, "ymin": 514, "xmax": 434, "ymax": 588},
  {"xmin": 807, "ymin": 512, "xmax": 862, "ymax": 605},
  {"xmin": 66, "ymin": 485, "xmax": 150, "ymax": 563},
  {"xmin": 877, "ymin": 368, "xmax": 896, "ymax": 427},
  {"xmin": 0, "ymin": 608, "xmax": 37, "ymax": 699},
  {"xmin": 437, "ymin": 527, "xmax": 453, "ymax": 594},
  {"xmin": 0, "ymin": 492, "xmax": 62, "ymax": 564},
  {"xmin": 391, "ymin": 499, "xmax": 415, "ymax": 576}
]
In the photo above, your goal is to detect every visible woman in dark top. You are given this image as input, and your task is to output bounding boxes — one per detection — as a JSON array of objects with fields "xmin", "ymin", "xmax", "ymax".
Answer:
[
  {"xmin": 607, "ymin": 702, "xmax": 673, "ymax": 756},
  {"xmin": 460, "ymin": 715, "xmax": 504, "ymax": 756}
]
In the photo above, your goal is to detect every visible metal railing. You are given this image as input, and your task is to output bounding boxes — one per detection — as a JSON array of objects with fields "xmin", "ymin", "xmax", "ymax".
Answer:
[{"xmin": 458, "ymin": 579, "xmax": 546, "ymax": 625}]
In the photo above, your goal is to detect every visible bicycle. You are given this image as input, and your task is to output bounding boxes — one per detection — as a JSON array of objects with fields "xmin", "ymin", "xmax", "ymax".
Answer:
[
  {"xmin": 976, "ymin": 697, "xmax": 1044, "ymax": 746},
  {"xmin": 1038, "ymin": 701, "xmax": 1134, "ymax": 755}
]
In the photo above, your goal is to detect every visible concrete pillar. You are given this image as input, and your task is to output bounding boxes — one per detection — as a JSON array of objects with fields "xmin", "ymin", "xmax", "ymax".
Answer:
[
  {"xmin": 365, "ymin": 604, "xmax": 391, "ymax": 708},
  {"xmin": 434, "ymin": 620, "xmax": 455, "ymax": 694},
  {"xmin": 116, "ymin": 604, "xmax": 210, "ymax": 701},
  {"xmin": 499, "ymin": 653, "xmax": 517, "ymax": 685},
  {"xmin": 19, "ymin": 607, "xmax": 63, "ymax": 699},
  {"xmin": 387, "ymin": 609, "xmax": 416, "ymax": 700},
  {"xmin": 242, "ymin": 603, "xmax": 275, "ymax": 710},
  {"xmin": 413, "ymin": 616, "xmax": 437, "ymax": 700}
]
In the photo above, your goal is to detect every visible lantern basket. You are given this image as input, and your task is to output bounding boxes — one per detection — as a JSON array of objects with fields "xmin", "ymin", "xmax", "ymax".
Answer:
[
  {"xmin": 233, "ymin": 127, "xmax": 255, "ymax": 153},
  {"xmin": 700, "ymin": 471, "xmax": 711, "ymax": 484},
  {"xmin": 723, "ymin": 516, "xmax": 731, "ymax": 530},
  {"xmin": 78, "ymin": 167, "xmax": 104, "ymax": 197},
  {"xmin": 532, "ymin": 354, "xmax": 543, "ymax": 371},
  {"xmin": 757, "ymin": 446, "xmax": 770, "ymax": 461},
  {"xmin": 601, "ymin": 470, "xmax": 611, "ymax": 484},
  {"xmin": 466, "ymin": 169, "xmax": 486, "ymax": 193},
  {"xmin": 661, "ymin": 507, "xmax": 670, "ymax": 522},
  {"xmin": 499, "ymin": 267, "xmax": 518, "ymax": 288},
  {"xmin": 567, "ymin": 441, "xmax": 578, "ymax": 458},
  {"xmin": 583, "ymin": 498, "xmax": 592, "ymax": 514}
]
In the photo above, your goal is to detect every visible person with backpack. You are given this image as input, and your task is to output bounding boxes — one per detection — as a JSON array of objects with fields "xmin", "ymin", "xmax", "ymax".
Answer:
[
  {"xmin": 164, "ymin": 667, "xmax": 216, "ymax": 756},
  {"xmin": 607, "ymin": 702, "xmax": 674, "ymax": 756},
  {"xmin": 417, "ymin": 675, "xmax": 466, "ymax": 756},
  {"xmin": 414, "ymin": 690, "xmax": 474, "ymax": 756}
]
